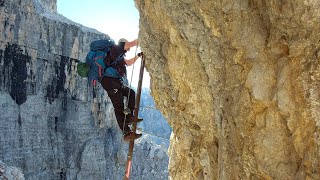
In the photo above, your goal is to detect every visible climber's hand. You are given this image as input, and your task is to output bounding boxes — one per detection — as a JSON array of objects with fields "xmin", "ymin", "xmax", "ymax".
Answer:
[{"xmin": 137, "ymin": 52, "xmax": 144, "ymax": 57}]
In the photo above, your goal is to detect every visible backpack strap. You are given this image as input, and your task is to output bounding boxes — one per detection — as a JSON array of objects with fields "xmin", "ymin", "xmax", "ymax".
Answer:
[
  {"xmin": 92, "ymin": 80, "xmax": 97, "ymax": 86},
  {"xmin": 110, "ymin": 53, "xmax": 125, "ymax": 66},
  {"xmin": 89, "ymin": 52, "xmax": 107, "ymax": 84},
  {"xmin": 94, "ymin": 55, "xmax": 105, "ymax": 60}
]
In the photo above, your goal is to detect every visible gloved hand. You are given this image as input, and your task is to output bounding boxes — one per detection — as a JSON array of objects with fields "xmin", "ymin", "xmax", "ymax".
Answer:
[{"xmin": 137, "ymin": 52, "xmax": 144, "ymax": 57}]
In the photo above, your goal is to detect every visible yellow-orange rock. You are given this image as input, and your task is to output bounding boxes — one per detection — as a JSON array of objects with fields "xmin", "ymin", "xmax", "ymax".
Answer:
[{"xmin": 135, "ymin": 0, "xmax": 320, "ymax": 179}]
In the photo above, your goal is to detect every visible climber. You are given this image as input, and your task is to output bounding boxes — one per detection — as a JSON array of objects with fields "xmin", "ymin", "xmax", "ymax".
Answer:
[{"xmin": 101, "ymin": 38, "xmax": 143, "ymax": 142}]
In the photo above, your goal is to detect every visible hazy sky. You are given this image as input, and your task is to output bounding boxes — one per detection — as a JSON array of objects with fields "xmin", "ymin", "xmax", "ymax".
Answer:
[{"xmin": 57, "ymin": 0, "xmax": 149, "ymax": 87}]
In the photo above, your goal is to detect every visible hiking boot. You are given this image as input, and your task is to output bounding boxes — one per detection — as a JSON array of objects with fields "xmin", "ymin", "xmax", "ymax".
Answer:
[
  {"xmin": 123, "ymin": 131, "xmax": 142, "ymax": 142},
  {"xmin": 126, "ymin": 117, "xmax": 143, "ymax": 125}
]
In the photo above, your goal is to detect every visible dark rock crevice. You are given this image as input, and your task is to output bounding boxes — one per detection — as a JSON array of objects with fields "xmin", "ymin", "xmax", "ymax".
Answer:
[{"xmin": 3, "ymin": 43, "xmax": 30, "ymax": 105}]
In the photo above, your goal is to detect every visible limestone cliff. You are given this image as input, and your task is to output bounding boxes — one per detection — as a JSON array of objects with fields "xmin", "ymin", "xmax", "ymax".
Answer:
[
  {"xmin": 0, "ymin": 0, "xmax": 169, "ymax": 179},
  {"xmin": 0, "ymin": 160, "xmax": 24, "ymax": 180},
  {"xmin": 136, "ymin": 0, "xmax": 320, "ymax": 179}
]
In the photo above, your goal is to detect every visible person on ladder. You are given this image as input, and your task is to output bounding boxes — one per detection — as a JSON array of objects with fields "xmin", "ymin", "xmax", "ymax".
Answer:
[{"xmin": 101, "ymin": 38, "xmax": 143, "ymax": 142}]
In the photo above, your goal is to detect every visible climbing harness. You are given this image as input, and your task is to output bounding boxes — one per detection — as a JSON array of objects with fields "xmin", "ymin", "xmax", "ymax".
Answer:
[{"xmin": 123, "ymin": 54, "xmax": 146, "ymax": 180}]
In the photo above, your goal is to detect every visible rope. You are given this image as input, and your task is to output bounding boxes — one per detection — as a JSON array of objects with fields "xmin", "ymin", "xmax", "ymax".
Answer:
[
  {"xmin": 126, "ymin": 42, "xmax": 139, "ymax": 111},
  {"xmin": 121, "ymin": 42, "xmax": 139, "ymax": 137}
]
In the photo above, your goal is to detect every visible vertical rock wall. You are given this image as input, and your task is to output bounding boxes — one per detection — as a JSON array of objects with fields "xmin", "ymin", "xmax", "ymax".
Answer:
[
  {"xmin": 0, "ymin": 0, "xmax": 118, "ymax": 179},
  {"xmin": 136, "ymin": 0, "xmax": 320, "ymax": 179},
  {"xmin": 0, "ymin": 160, "xmax": 24, "ymax": 180},
  {"xmin": 0, "ymin": 0, "xmax": 170, "ymax": 179}
]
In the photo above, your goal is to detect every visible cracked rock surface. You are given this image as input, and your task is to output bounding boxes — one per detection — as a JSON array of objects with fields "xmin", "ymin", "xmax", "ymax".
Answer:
[
  {"xmin": 0, "ymin": 161, "xmax": 24, "ymax": 180},
  {"xmin": 0, "ymin": 0, "xmax": 170, "ymax": 179},
  {"xmin": 136, "ymin": 0, "xmax": 320, "ymax": 179}
]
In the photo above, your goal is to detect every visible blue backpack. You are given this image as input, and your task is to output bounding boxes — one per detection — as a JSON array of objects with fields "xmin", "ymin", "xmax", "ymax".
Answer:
[{"xmin": 86, "ymin": 39, "xmax": 115, "ymax": 85}]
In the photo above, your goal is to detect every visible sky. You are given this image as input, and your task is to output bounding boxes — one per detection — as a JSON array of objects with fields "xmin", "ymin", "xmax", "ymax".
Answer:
[{"xmin": 57, "ymin": 0, "xmax": 150, "ymax": 87}]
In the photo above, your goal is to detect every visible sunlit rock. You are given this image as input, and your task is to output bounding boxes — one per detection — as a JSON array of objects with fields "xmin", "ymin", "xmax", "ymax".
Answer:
[{"xmin": 136, "ymin": 0, "xmax": 320, "ymax": 179}]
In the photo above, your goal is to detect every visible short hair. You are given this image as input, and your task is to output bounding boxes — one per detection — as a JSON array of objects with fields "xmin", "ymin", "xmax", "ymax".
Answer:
[{"xmin": 118, "ymin": 38, "xmax": 128, "ymax": 43}]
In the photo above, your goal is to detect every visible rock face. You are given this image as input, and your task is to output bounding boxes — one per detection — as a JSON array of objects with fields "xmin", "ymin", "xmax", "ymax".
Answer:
[
  {"xmin": 0, "ymin": 0, "xmax": 170, "ymax": 179},
  {"xmin": 0, "ymin": 161, "xmax": 25, "ymax": 180},
  {"xmin": 136, "ymin": 0, "xmax": 320, "ymax": 179}
]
